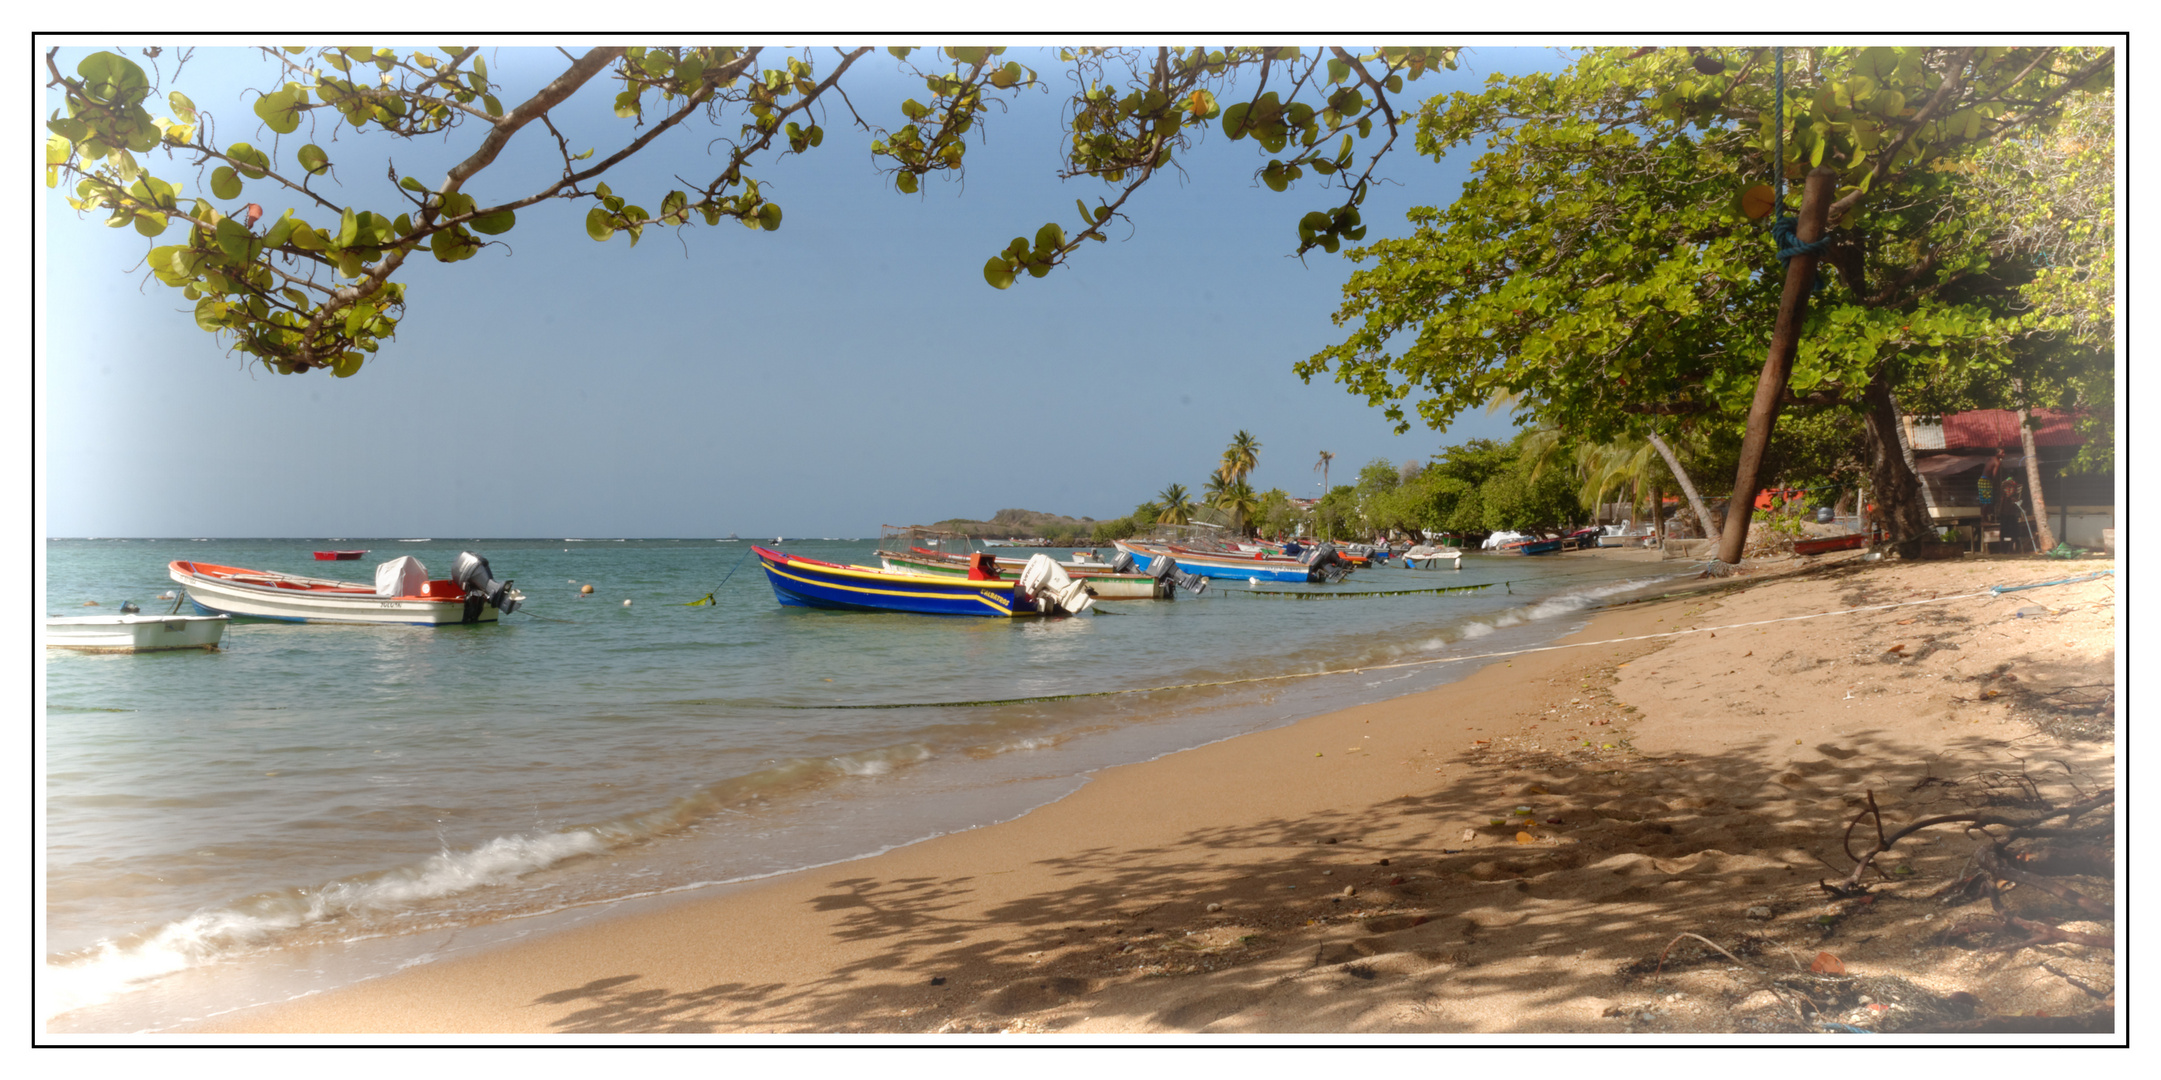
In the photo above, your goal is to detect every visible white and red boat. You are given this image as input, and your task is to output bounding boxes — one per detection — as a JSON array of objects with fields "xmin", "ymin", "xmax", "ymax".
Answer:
[{"xmin": 169, "ymin": 552, "xmax": 522, "ymax": 626}]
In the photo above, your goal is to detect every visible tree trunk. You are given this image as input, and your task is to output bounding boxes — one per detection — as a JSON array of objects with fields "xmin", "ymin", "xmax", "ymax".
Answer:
[
  {"xmin": 1862, "ymin": 373, "xmax": 1934, "ymax": 553},
  {"xmin": 1718, "ymin": 166, "xmax": 1840, "ymax": 565},
  {"xmin": 1651, "ymin": 484, "xmax": 1665, "ymax": 542},
  {"xmin": 2014, "ymin": 378, "xmax": 2059, "ymax": 551},
  {"xmin": 1647, "ymin": 431, "xmax": 1716, "ymax": 540}
]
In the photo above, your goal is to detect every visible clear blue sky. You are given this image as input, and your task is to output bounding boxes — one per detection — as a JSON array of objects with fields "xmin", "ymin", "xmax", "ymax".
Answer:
[{"xmin": 40, "ymin": 42, "xmax": 1569, "ymax": 538}]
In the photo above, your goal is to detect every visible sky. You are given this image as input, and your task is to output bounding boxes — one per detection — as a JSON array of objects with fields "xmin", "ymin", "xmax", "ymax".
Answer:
[
  {"xmin": 33, "ymin": 29, "xmax": 2138, "ymax": 540},
  {"xmin": 38, "ymin": 40, "xmax": 1570, "ymax": 539}
]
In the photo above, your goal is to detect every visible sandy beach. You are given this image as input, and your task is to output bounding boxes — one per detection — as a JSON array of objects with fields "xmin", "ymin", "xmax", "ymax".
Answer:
[{"xmin": 178, "ymin": 552, "xmax": 2118, "ymax": 1038}]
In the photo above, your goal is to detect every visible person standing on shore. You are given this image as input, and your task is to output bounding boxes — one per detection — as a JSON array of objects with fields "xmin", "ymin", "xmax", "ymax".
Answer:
[{"xmin": 1977, "ymin": 449, "xmax": 2005, "ymax": 523}]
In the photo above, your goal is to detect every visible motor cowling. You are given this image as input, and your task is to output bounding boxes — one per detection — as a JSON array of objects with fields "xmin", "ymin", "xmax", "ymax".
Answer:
[
  {"xmin": 451, "ymin": 552, "xmax": 520, "ymax": 618},
  {"xmin": 1304, "ymin": 542, "xmax": 1351, "ymax": 583}
]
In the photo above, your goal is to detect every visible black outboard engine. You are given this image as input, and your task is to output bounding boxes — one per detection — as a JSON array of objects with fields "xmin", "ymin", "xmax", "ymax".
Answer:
[
  {"xmin": 1142, "ymin": 551, "xmax": 1208, "ymax": 596},
  {"xmin": 450, "ymin": 552, "xmax": 520, "ymax": 621},
  {"xmin": 1303, "ymin": 542, "xmax": 1351, "ymax": 583}
]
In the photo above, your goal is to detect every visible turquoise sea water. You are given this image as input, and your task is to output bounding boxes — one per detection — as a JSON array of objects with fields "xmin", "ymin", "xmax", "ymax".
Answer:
[{"xmin": 42, "ymin": 536, "xmax": 1687, "ymax": 1031}]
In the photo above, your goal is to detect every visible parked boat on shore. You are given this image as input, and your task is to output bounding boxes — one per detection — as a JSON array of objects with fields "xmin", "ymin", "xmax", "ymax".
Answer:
[
  {"xmin": 1400, "ymin": 544, "xmax": 1463, "ymax": 569},
  {"xmin": 1793, "ymin": 533, "xmax": 1869, "ymax": 556},
  {"xmin": 170, "ymin": 552, "xmax": 522, "ymax": 625}
]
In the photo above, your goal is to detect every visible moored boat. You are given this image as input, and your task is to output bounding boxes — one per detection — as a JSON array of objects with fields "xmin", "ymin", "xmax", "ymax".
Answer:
[
  {"xmin": 45, "ymin": 614, "xmax": 228, "ymax": 652},
  {"xmin": 170, "ymin": 552, "xmax": 522, "ymax": 625},
  {"xmin": 313, "ymin": 550, "xmax": 370, "ymax": 560},
  {"xmin": 1112, "ymin": 539, "xmax": 1352, "ymax": 583},
  {"xmin": 877, "ymin": 548, "xmax": 1170, "ymax": 599},
  {"xmin": 755, "ymin": 546, "xmax": 1092, "ymax": 616}
]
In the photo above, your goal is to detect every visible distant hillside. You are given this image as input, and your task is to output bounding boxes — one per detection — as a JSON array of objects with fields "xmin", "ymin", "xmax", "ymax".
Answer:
[{"xmin": 929, "ymin": 508, "xmax": 1096, "ymax": 540}]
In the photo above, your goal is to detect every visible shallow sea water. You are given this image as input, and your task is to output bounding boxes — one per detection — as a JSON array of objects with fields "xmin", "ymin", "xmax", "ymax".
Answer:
[{"xmin": 42, "ymin": 536, "xmax": 1687, "ymax": 1030}]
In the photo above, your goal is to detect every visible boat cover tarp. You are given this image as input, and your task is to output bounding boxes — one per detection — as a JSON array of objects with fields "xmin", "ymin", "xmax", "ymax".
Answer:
[{"xmin": 375, "ymin": 556, "xmax": 428, "ymax": 597}]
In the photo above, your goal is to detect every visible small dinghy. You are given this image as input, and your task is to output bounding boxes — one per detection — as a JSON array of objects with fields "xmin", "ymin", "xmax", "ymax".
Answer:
[{"xmin": 46, "ymin": 614, "xmax": 228, "ymax": 652}]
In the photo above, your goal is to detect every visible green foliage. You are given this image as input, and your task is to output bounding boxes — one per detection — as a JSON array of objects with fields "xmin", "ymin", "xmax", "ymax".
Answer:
[
  {"xmin": 1254, "ymin": 487, "xmax": 1303, "ymax": 538},
  {"xmin": 45, "ymin": 44, "xmax": 1456, "ymax": 378},
  {"xmin": 1298, "ymin": 45, "xmax": 2115, "ymax": 458},
  {"xmin": 1154, "ymin": 483, "xmax": 1195, "ymax": 525},
  {"xmin": 1313, "ymin": 484, "xmax": 1357, "ymax": 540},
  {"xmin": 1478, "ymin": 446, "xmax": 1585, "ymax": 534}
]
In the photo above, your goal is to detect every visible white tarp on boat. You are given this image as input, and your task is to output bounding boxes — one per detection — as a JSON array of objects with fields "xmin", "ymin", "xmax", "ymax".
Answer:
[
  {"xmin": 375, "ymin": 556, "xmax": 428, "ymax": 598},
  {"xmin": 1018, "ymin": 554, "xmax": 1094, "ymax": 614}
]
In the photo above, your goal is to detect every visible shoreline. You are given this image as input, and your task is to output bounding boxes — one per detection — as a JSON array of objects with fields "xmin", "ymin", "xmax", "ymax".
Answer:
[{"xmin": 135, "ymin": 555, "xmax": 2118, "ymax": 1036}]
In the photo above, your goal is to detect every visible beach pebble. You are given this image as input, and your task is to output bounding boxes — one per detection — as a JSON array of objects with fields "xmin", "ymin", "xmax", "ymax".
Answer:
[
  {"xmin": 1322, "ymin": 870, "xmax": 1334, "ymax": 876},
  {"xmin": 1461, "ymin": 829, "xmax": 1477, "ymax": 842},
  {"xmin": 1205, "ymin": 903, "xmax": 1222, "ymax": 913},
  {"xmin": 1746, "ymin": 906, "xmax": 1773, "ymax": 920},
  {"xmin": 1342, "ymin": 886, "xmax": 1357, "ymax": 897}
]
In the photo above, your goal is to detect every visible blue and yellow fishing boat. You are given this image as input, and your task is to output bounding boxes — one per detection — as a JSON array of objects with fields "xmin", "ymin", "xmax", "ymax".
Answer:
[{"xmin": 754, "ymin": 546, "xmax": 1051, "ymax": 617}]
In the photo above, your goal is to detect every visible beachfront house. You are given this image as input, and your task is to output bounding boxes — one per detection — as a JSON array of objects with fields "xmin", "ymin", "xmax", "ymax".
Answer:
[{"xmin": 1904, "ymin": 409, "xmax": 2115, "ymax": 552}]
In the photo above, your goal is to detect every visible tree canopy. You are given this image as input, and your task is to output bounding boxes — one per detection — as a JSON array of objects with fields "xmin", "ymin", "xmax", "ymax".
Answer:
[
  {"xmin": 1302, "ymin": 45, "xmax": 2110, "ymax": 436},
  {"xmin": 1296, "ymin": 46, "xmax": 2112, "ymax": 543},
  {"xmin": 45, "ymin": 44, "xmax": 1456, "ymax": 377}
]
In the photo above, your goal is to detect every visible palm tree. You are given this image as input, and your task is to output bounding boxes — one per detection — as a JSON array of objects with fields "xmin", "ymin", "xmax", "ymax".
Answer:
[
  {"xmin": 1219, "ymin": 478, "xmax": 1260, "ymax": 534},
  {"xmin": 1222, "ymin": 430, "xmax": 1262, "ymax": 485},
  {"xmin": 1155, "ymin": 482, "xmax": 1195, "ymax": 525},
  {"xmin": 1313, "ymin": 449, "xmax": 1334, "ymax": 495}
]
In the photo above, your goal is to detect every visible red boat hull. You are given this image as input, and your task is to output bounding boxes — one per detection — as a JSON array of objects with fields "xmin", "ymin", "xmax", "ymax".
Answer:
[
  {"xmin": 1792, "ymin": 534, "xmax": 1867, "ymax": 556},
  {"xmin": 314, "ymin": 550, "xmax": 369, "ymax": 560}
]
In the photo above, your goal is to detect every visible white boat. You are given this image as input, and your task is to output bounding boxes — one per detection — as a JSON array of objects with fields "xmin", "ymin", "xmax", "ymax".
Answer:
[
  {"xmin": 46, "ymin": 614, "xmax": 228, "ymax": 652},
  {"xmin": 1400, "ymin": 544, "xmax": 1463, "ymax": 569},
  {"xmin": 170, "ymin": 552, "xmax": 522, "ymax": 626}
]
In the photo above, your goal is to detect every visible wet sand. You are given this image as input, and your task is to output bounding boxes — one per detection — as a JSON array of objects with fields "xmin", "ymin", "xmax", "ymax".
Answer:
[{"xmin": 175, "ymin": 553, "xmax": 2119, "ymax": 1037}]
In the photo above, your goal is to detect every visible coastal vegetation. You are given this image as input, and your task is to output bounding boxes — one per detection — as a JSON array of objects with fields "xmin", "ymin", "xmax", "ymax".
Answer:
[{"xmin": 1299, "ymin": 46, "xmax": 2114, "ymax": 555}]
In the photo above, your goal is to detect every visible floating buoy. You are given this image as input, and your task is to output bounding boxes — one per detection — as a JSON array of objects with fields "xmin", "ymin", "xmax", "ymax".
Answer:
[
  {"xmin": 622, "ymin": 599, "xmax": 632, "ymax": 607},
  {"xmin": 581, "ymin": 584, "xmax": 595, "ymax": 595}
]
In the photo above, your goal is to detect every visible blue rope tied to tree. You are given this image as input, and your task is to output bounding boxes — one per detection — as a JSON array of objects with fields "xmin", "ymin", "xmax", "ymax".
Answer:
[{"xmin": 1769, "ymin": 47, "xmax": 1828, "ymax": 291}]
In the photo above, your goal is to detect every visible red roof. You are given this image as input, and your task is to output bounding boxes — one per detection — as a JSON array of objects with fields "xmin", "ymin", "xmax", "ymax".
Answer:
[{"xmin": 1939, "ymin": 409, "xmax": 2083, "ymax": 450}]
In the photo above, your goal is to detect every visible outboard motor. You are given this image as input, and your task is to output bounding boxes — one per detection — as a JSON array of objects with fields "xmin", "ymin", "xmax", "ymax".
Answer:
[
  {"xmin": 1304, "ymin": 542, "xmax": 1351, "ymax": 583},
  {"xmin": 1108, "ymin": 549, "xmax": 1137, "ymax": 575},
  {"xmin": 450, "ymin": 551, "xmax": 520, "ymax": 621},
  {"xmin": 1142, "ymin": 549, "xmax": 1208, "ymax": 597},
  {"xmin": 119, "ymin": 600, "xmax": 141, "ymax": 614}
]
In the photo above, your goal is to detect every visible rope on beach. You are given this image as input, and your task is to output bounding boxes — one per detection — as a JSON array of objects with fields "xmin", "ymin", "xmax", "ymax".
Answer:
[
  {"xmin": 1989, "ymin": 569, "xmax": 2113, "ymax": 595},
  {"xmin": 771, "ymin": 572, "xmax": 2106, "ymax": 711},
  {"xmin": 1227, "ymin": 582, "xmax": 1496, "ymax": 600}
]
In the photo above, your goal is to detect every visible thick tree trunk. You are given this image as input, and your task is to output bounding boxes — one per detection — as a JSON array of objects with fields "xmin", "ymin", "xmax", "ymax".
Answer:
[
  {"xmin": 2014, "ymin": 378, "xmax": 2059, "ymax": 551},
  {"xmin": 1651, "ymin": 485, "xmax": 1665, "ymax": 541},
  {"xmin": 1862, "ymin": 373, "xmax": 1935, "ymax": 553},
  {"xmin": 1647, "ymin": 432, "xmax": 1716, "ymax": 540},
  {"xmin": 1719, "ymin": 166, "xmax": 1840, "ymax": 565}
]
